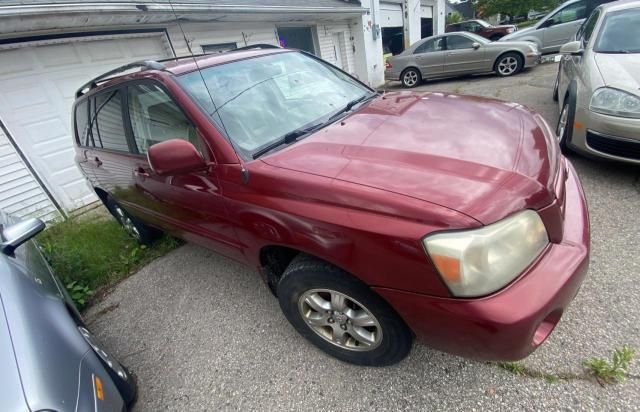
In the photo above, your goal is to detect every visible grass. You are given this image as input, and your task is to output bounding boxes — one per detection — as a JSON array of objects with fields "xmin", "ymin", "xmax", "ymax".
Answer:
[
  {"xmin": 584, "ymin": 346, "xmax": 636, "ymax": 384},
  {"xmin": 496, "ymin": 346, "xmax": 637, "ymax": 386},
  {"xmin": 37, "ymin": 217, "xmax": 181, "ymax": 309}
]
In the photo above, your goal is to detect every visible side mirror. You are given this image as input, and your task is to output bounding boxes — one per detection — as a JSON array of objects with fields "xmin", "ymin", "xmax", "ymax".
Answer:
[
  {"xmin": 472, "ymin": 42, "xmax": 481, "ymax": 50},
  {"xmin": 559, "ymin": 40, "xmax": 583, "ymax": 56},
  {"xmin": 148, "ymin": 139, "xmax": 207, "ymax": 176},
  {"xmin": 1, "ymin": 218, "xmax": 45, "ymax": 255}
]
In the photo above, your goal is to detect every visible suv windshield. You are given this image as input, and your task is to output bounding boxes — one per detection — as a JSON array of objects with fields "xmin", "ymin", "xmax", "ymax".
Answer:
[
  {"xmin": 595, "ymin": 8, "xmax": 640, "ymax": 53},
  {"xmin": 178, "ymin": 52, "xmax": 371, "ymax": 157}
]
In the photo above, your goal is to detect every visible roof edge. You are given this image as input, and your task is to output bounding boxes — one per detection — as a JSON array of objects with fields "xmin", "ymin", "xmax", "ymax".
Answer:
[{"xmin": 0, "ymin": 2, "xmax": 367, "ymax": 17}]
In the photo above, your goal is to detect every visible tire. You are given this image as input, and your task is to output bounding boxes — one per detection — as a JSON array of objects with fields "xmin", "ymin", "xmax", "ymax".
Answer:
[
  {"xmin": 277, "ymin": 254, "xmax": 413, "ymax": 366},
  {"xmin": 556, "ymin": 98, "xmax": 575, "ymax": 153},
  {"xmin": 401, "ymin": 68, "xmax": 422, "ymax": 88},
  {"xmin": 494, "ymin": 52, "xmax": 523, "ymax": 77},
  {"xmin": 106, "ymin": 197, "xmax": 161, "ymax": 245},
  {"xmin": 552, "ymin": 69, "xmax": 560, "ymax": 102}
]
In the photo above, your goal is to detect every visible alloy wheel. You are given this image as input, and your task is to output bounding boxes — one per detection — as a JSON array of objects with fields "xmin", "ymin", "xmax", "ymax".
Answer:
[
  {"xmin": 298, "ymin": 289, "xmax": 382, "ymax": 352},
  {"xmin": 113, "ymin": 205, "xmax": 141, "ymax": 241},
  {"xmin": 498, "ymin": 56, "xmax": 518, "ymax": 76},
  {"xmin": 403, "ymin": 70, "xmax": 418, "ymax": 87}
]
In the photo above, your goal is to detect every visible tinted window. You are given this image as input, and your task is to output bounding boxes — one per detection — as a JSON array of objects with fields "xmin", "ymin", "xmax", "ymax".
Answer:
[
  {"xmin": 446, "ymin": 35, "xmax": 475, "ymax": 50},
  {"xmin": 128, "ymin": 83, "xmax": 199, "ymax": 154},
  {"xmin": 550, "ymin": 0, "xmax": 587, "ymax": 25},
  {"xmin": 414, "ymin": 37, "xmax": 445, "ymax": 54},
  {"xmin": 90, "ymin": 90, "xmax": 128, "ymax": 152}
]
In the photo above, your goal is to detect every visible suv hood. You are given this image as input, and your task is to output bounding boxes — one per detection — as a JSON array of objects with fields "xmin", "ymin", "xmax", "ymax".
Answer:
[
  {"xmin": 262, "ymin": 91, "xmax": 559, "ymax": 224},
  {"xmin": 594, "ymin": 53, "xmax": 640, "ymax": 92}
]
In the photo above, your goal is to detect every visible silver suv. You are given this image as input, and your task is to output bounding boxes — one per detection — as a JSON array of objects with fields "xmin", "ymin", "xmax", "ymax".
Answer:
[{"xmin": 500, "ymin": 0, "xmax": 614, "ymax": 53}]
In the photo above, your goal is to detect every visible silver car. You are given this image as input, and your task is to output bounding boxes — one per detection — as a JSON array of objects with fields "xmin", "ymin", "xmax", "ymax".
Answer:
[
  {"xmin": 500, "ymin": 0, "xmax": 614, "ymax": 54},
  {"xmin": 385, "ymin": 32, "xmax": 541, "ymax": 87},
  {"xmin": 0, "ymin": 212, "xmax": 136, "ymax": 411},
  {"xmin": 554, "ymin": 0, "xmax": 640, "ymax": 163}
]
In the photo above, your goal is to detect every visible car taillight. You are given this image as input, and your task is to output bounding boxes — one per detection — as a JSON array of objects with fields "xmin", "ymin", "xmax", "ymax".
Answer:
[{"xmin": 385, "ymin": 61, "xmax": 392, "ymax": 69}]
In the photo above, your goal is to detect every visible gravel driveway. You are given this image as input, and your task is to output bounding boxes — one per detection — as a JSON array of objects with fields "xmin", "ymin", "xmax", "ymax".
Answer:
[{"xmin": 86, "ymin": 62, "xmax": 640, "ymax": 411}]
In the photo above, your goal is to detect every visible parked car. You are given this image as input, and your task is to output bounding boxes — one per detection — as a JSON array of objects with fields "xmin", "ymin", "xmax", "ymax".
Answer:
[
  {"xmin": 72, "ymin": 45, "xmax": 589, "ymax": 366},
  {"xmin": 0, "ymin": 212, "xmax": 136, "ymax": 411},
  {"xmin": 385, "ymin": 32, "xmax": 540, "ymax": 87},
  {"xmin": 445, "ymin": 19, "xmax": 517, "ymax": 41},
  {"xmin": 554, "ymin": 0, "xmax": 640, "ymax": 163},
  {"xmin": 500, "ymin": 0, "xmax": 615, "ymax": 54}
]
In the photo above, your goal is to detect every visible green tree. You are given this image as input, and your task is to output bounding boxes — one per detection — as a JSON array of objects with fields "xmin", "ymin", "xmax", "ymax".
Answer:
[
  {"xmin": 446, "ymin": 11, "xmax": 464, "ymax": 25},
  {"xmin": 473, "ymin": 0, "xmax": 560, "ymax": 18}
]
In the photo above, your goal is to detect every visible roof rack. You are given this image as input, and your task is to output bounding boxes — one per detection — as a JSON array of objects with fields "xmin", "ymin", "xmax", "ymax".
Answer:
[
  {"xmin": 75, "ymin": 60, "xmax": 167, "ymax": 98},
  {"xmin": 75, "ymin": 44, "xmax": 282, "ymax": 98}
]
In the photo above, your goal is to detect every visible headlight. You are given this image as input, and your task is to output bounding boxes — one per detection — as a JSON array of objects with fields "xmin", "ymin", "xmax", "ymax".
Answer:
[
  {"xmin": 528, "ymin": 44, "xmax": 538, "ymax": 53},
  {"xmin": 507, "ymin": 27, "xmax": 515, "ymax": 33},
  {"xmin": 423, "ymin": 210, "xmax": 549, "ymax": 297},
  {"xmin": 590, "ymin": 87, "xmax": 640, "ymax": 119}
]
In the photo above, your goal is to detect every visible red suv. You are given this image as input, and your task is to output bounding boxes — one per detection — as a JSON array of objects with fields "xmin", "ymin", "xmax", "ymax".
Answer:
[
  {"xmin": 446, "ymin": 19, "xmax": 517, "ymax": 41},
  {"xmin": 73, "ymin": 45, "xmax": 590, "ymax": 366}
]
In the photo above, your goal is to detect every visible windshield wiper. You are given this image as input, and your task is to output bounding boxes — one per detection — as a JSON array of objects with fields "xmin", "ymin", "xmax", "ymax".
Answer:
[
  {"xmin": 325, "ymin": 93, "xmax": 376, "ymax": 124},
  {"xmin": 252, "ymin": 123, "xmax": 323, "ymax": 159}
]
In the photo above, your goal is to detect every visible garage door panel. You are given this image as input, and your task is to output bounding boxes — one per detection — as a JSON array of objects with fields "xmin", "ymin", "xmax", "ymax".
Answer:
[
  {"xmin": 0, "ymin": 34, "xmax": 172, "ymax": 214},
  {"xmin": 38, "ymin": 43, "xmax": 83, "ymax": 67},
  {"xmin": 0, "ymin": 49, "xmax": 33, "ymax": 76}
]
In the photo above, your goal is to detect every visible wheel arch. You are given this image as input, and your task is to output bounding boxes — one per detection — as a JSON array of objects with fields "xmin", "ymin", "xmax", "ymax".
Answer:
[
  {"xmin": 494, "ymin": 49, "xmax": 525, "ymax": 71},
  {"xmin": 259, "ymin": 244, "xmax": 364, "ymax": 296}
]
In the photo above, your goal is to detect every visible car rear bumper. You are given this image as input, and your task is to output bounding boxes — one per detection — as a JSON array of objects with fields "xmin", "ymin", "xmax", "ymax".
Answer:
[
  {"xmin": 569, "ymin": 106, "xmax": 640, "ymax": 164},
  {"xmin": 374, "ymin": 160, "xmax": 590, "ymax": 361},
  {"xmin": 384, "ymin": 70, "xmax": 400, "ymax": 81}
]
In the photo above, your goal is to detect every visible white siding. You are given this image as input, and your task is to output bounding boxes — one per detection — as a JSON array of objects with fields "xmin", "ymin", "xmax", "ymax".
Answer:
[
  {"xmin": 166, "ymin": 22, "xmax": 280, "ymax": 56},
  {"xmin": 316, "ymin": 23, "xmax": 356, "ymax": 74},
  {"xmin": 0, "ymin": 125, "xmax": 61, "ymax": 221}
]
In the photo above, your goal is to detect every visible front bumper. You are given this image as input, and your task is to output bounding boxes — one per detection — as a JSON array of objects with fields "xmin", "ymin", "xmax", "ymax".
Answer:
[
  {"xmin": 524, "ymin": 52, "xmax": 541, "ymax": 68},
  {"xmin": 374, "ymin": 160, "xmax": 590, "ymax": 361},
  {"xmin": 569, "ymin": 106, "xmax": 640, "ymax": 164}
]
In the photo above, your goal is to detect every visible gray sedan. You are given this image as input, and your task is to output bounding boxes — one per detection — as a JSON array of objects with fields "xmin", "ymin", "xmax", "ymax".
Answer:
[
  {"xmin": 385, "ymin": 32, "xmax": 541, "ymax": 88},
  {"xmin": 0, "ymin": 212, "xmax": 136, "ymax": 411}
]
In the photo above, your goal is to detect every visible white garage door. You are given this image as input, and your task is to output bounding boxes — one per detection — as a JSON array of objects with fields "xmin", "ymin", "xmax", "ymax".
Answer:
[
  {"xmin": 380, "ymin": 2, "xmax": 403, "ymax": 28},
  {"xmin": 0, "ymin": 34, "xmax": 172, "ymax": 218}
]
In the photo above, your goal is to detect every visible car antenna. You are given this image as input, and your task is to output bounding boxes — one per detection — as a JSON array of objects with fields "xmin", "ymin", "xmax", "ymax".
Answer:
[{"xmin": 163, "ymin": 0, "xmax": 250, "ymax": 183}]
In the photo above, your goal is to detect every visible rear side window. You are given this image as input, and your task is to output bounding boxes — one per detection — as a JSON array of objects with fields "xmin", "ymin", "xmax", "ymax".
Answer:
[
  {"xmin": 414, "ymin": 37, "xmax": 445, "ymax": 54},
  {"xmin": 90, "ymin": 90, "xmax": 129, "ymax": 152},
  {"xmin": 446, "ymin": 35, "xmax": 474, "ymax": 50},
  {"xmin": 127, "ymin": 83, "xmax": 199, "ymax": 154}
]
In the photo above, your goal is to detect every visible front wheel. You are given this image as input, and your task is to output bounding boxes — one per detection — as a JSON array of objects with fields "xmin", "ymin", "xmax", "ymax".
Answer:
[
  {"xmin": 556, "ymin": 100, "xmax": 575, "ymax": 153},
  {"xmin": 553, "ymin": 69, "xmax": 560, "ymax": 102},
  {"xmin": 106, "ymin": 198, "xmax": 160, "ymax": 245},
  {"xmin": 277, "ymin": 255, "xmax": 413, "ymax": 366},
  {"xmin": 495, "ymin": 52, "xmax": 523, "ymax": 77},
  {"xmin": 401, "ymin": 68, "xmax": 422, "ymax": 88}
]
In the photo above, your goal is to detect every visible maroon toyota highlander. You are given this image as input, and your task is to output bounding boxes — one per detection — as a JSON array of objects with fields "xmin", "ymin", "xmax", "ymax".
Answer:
[{"xmin": 72, "ymin": 46, "xmax": 589, "ymax": 366}]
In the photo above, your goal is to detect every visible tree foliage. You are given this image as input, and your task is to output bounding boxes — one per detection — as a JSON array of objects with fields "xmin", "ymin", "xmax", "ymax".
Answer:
[
  {"xmin": 473, "ymin": 0, "xmax": 560, "ymax": 18},
  {"xmin": 447, "ymin": 11, "xmax": 464, "ymax": 25}
]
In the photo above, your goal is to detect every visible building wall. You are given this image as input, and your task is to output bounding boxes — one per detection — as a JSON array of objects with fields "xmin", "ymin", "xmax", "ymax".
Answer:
[{"xmin": 0, "ymin": 124, "xmax": 61, "ymax": 220}]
